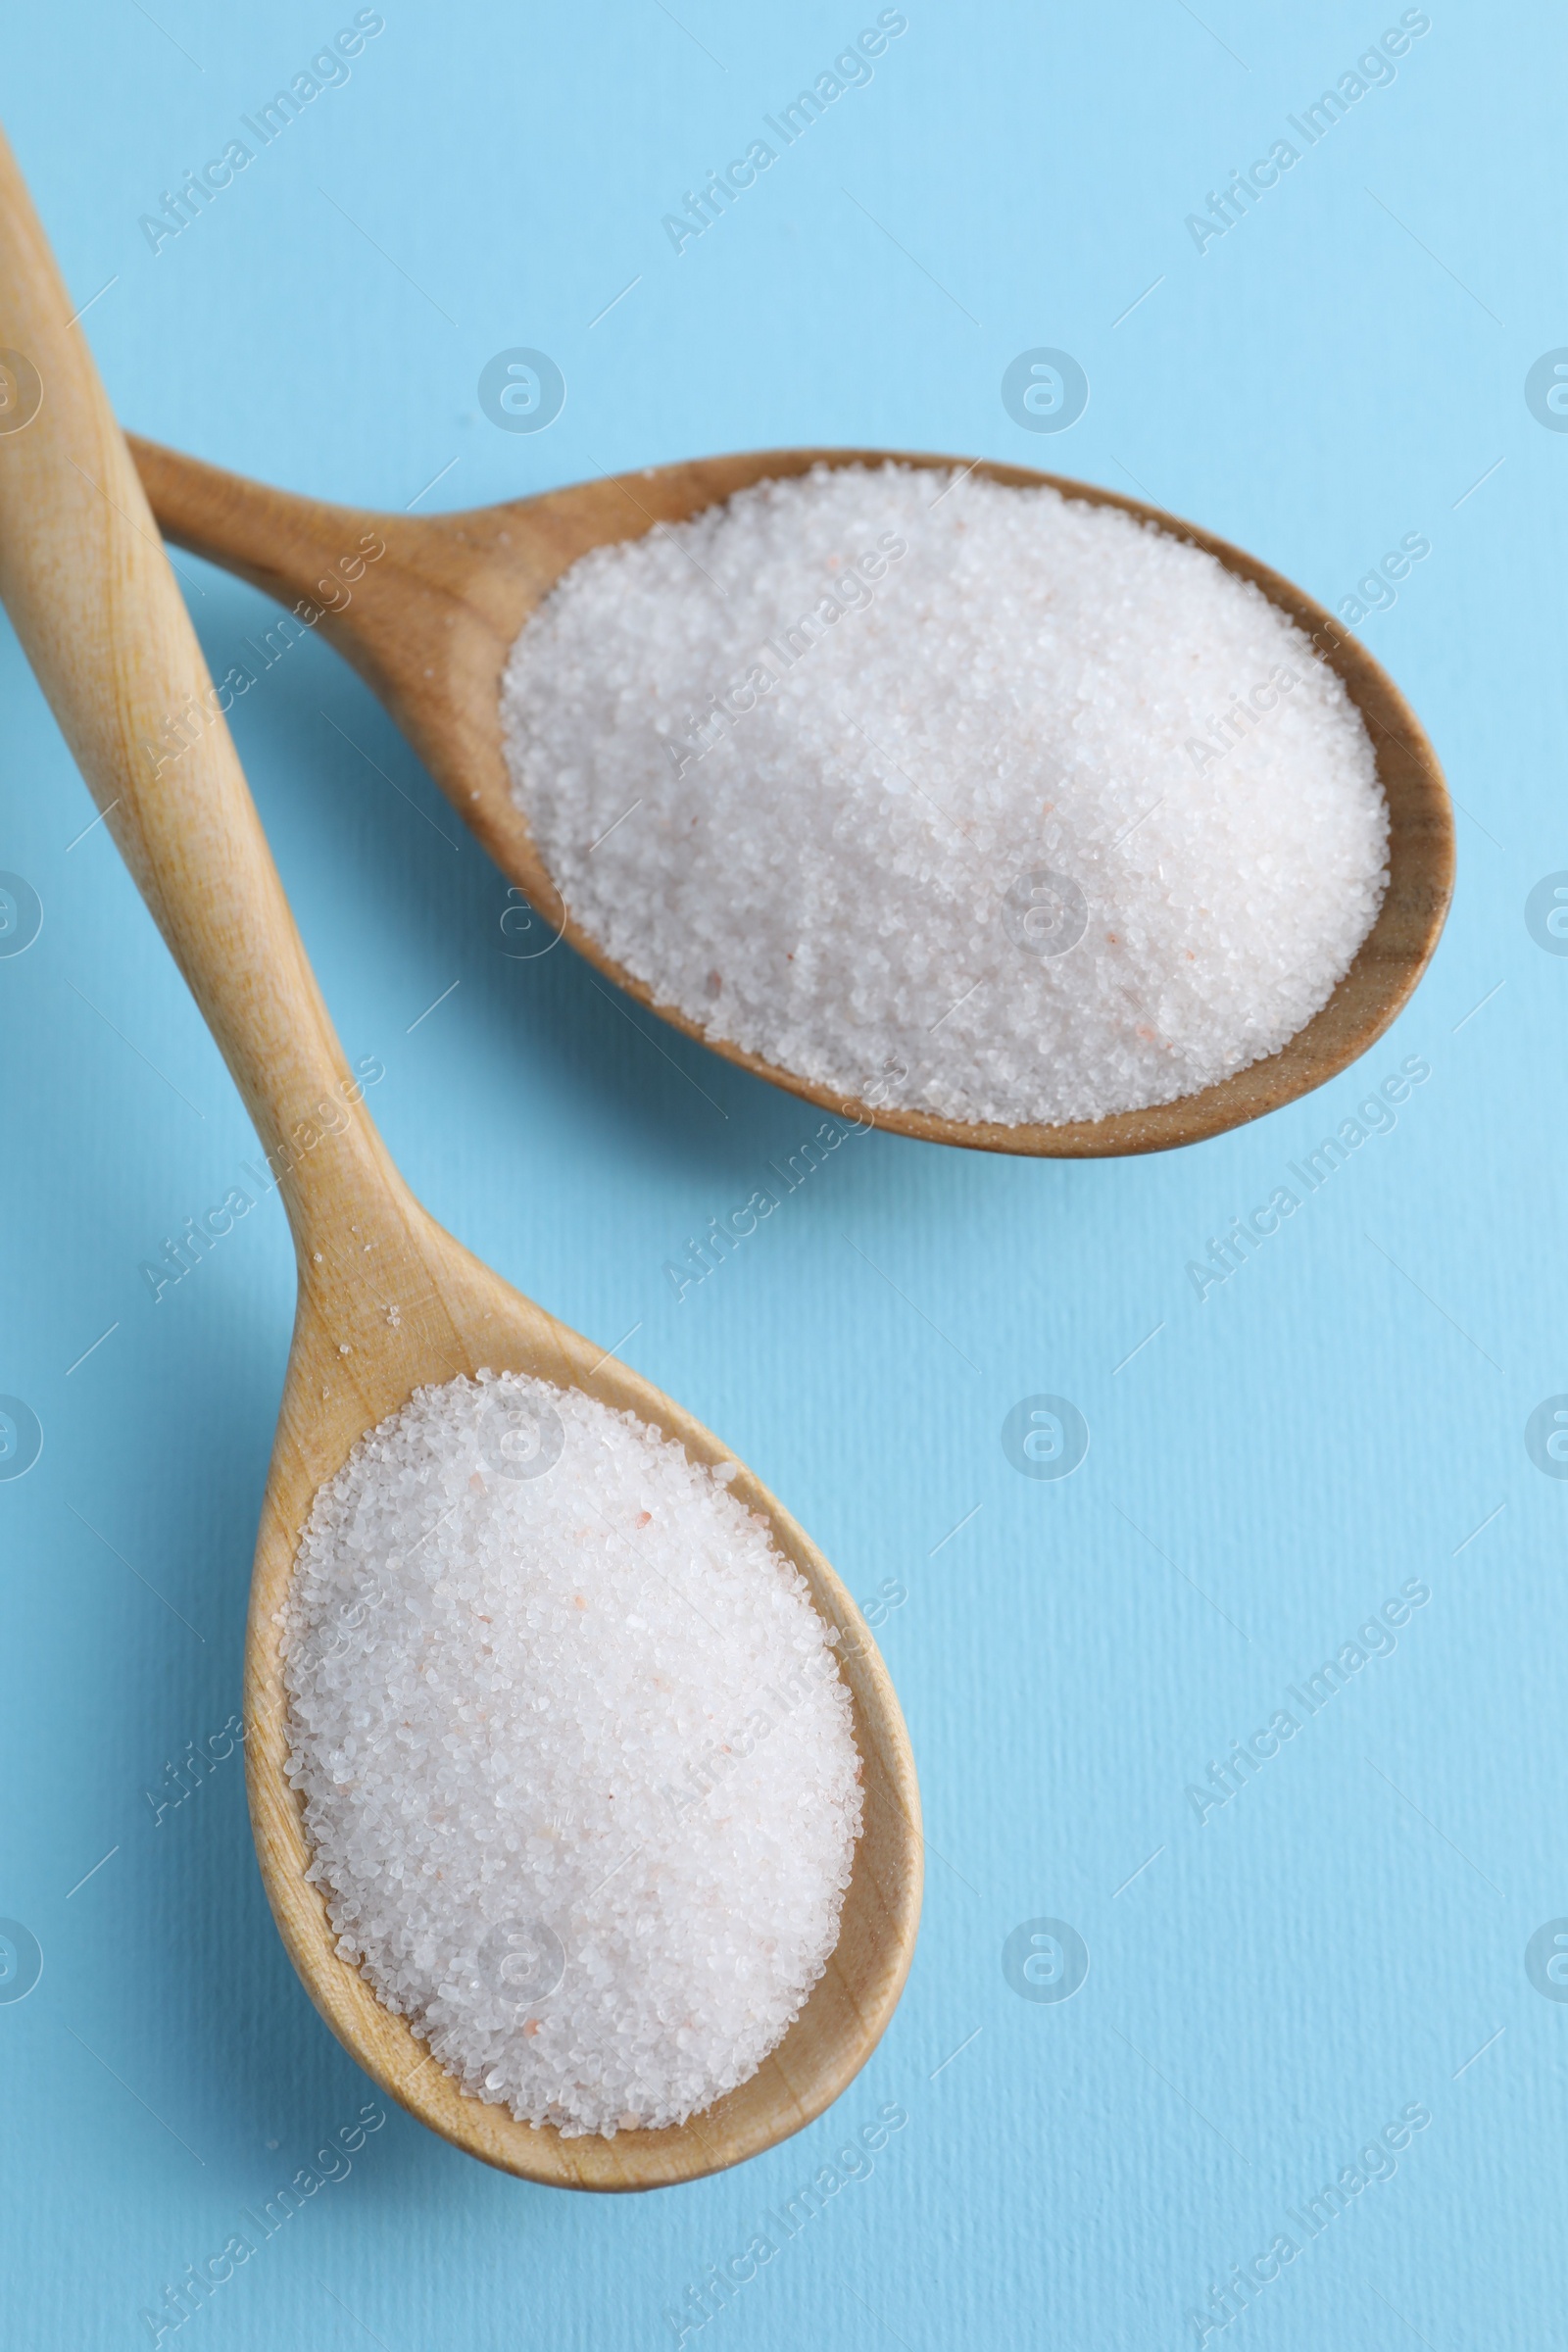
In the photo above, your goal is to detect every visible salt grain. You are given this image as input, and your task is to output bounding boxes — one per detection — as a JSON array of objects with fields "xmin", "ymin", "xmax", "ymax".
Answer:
[
  {"xmin": 281, "ymin": 1371, "xmax": 861, "ymax": 2137},
  {"xmin": 502, "ymin": 465, "xmax": 1388, "ymax": 1126}
]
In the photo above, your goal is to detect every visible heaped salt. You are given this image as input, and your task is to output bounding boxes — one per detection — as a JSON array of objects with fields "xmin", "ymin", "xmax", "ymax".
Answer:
[
  {"xmin": 281, "ymin": 1371, "xmax": 862, "ymax": 2137},
  {"xmin": 501, "ymin": 464, "xmax": 1389, "ymax": 1127}
]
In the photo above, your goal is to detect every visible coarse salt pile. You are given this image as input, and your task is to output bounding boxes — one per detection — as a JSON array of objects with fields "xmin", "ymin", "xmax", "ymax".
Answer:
[
  {"xmin": 281, "ymin": 1370, "xmax": 862, "ymax": 2137},
  {"xmin": 501, "ymin": 464, "xmax": 1389, "ymax": 1127}
]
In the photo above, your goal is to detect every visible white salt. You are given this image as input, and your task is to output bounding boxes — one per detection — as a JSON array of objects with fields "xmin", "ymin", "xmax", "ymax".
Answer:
[
  {"xmin": 281, "ymin": 1371, "xmax": 862, "ymax": 2137},
  {"xmin": 501, "ymin": 465, "xmax": 1388, "ymax": 1127}
]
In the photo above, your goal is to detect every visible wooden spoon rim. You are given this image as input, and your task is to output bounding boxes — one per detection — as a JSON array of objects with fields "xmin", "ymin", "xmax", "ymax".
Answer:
[{"xmin": 471, "ymin": 451, "xmax": 1451, "ymax": 1158}]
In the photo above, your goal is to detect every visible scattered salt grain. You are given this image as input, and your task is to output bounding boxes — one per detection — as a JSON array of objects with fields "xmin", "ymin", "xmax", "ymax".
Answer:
[
  {"xmin": 281, "ymin": 1370, "xmax": 862, "ymax": 2137},
  {"xmin": 501, "ymin": 464, "xmax": 1388, "ymax": 1126}
]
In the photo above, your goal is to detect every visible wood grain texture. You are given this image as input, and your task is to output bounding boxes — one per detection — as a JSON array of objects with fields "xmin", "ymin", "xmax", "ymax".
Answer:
[
  {"xmin": 128, "ymin": 434, "xmax": 1455, "ymax": 1158},
  {"xmin": 0, "ymin": 125, "xmax": 920, "ymax": 2189}
]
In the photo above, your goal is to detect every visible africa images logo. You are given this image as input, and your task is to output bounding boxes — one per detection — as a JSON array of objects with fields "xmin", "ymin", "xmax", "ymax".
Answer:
[{"xmin": 1001, "ymin": 1395, "xmax": 1089, "ymax": 1480}]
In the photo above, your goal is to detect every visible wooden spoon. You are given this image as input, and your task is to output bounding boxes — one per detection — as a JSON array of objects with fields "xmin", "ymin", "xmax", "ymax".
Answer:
[
  {"xmin": 123, "ymin": 432, "xmax": 1453, "ymax": 1160},
  {"xmin": 0, "ymin": 127, "xmax": 919, "ymax": 2191}
]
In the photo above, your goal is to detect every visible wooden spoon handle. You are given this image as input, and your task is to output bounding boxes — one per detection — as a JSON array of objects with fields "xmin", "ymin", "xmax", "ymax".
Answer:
[
  {"xmin": 0, "ymin": 125, "xmax": 406, "ymax": 1261},
  {"xmin": 123, "ymin": 430, "xmax": 505, "ymax": 752},
  {"xmin": 124, "ymin": 430, "xmax": 407, "ymax": 680}
]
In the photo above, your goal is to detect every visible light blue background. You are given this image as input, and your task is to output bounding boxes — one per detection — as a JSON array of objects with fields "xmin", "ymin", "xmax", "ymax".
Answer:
[{"xmin": 3, "ymin": 4, "xmax": 1563, "ymax": 2345}]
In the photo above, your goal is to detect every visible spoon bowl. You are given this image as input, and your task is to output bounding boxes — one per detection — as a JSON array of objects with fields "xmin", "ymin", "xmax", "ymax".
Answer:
[
  {"xmin": 0, "ymin": 127, "xmax": 919, "ymax": 2191},
  {"xmin": 254, "ymin": 1182, "xmax": 919, "ymax": 2191},
  {"xmin": 128, "ymin": 432, "xmax": 1454, "ymax": 1158}
]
